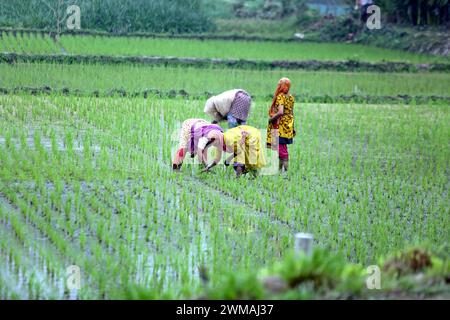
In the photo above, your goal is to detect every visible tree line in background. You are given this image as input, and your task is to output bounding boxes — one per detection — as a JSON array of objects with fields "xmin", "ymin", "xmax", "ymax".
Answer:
[
  {"xmin": 376, "ymin": 0, "xmax": 450, "ymax": 26},
  {"xmin": 0, "ymin": 0, "xmax": 448, "ymax": 35},
  {"xmin": 0, "ymin": 0, "xmax": 214, "ymax": 33},
  {"xmin": 228, "ymin": 0, "xmax": 449, "ymax": 25},
  {"xmin": 227, "ymin": 0, "xmax": 310, "ymax": 19}
]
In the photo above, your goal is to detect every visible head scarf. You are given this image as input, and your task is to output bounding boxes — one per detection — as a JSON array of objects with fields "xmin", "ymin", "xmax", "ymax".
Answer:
[
  {"xmin": 190, "ymin": 124, "xmax": 224, "ymax": 155},
  {"xmin": 270, "ymin": 78, "xmax": 291, "ymax": 114}
]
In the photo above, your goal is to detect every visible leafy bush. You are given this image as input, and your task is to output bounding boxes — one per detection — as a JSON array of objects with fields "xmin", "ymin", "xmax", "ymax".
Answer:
[
  {"xmin": 198, "ymin": 249, "xmax": 366, "ymax": 299},
  {"xmin": 196, "ymin": 247, "xmax": 448, "ymax": 299},
  {"xmin": 261, "ymin": 249, "xmax": 365, "ymax": 298},
  {"xmin": 376, "ymin": 0, "xmax": 450, "ymax": 26},
  {"xmin": 202, "ymin": 272, "xmax": 265, "ymax": 299},
  {"xmin": 228, "ymin": 0, "xmax": 309, "ymax": 19}
]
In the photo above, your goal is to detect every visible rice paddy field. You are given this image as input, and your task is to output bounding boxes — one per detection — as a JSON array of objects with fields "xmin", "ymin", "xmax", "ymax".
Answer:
[
  {"xmin": 0, "ymin": 31, "xmax": 449, "ymax": 300},
  {"xmin": 1, "ymin": 31, "xmax": 449, "ymax": 63},
  {"xmin": 1, "ymin": 63, "xmax": 450, "ymax": 98}
]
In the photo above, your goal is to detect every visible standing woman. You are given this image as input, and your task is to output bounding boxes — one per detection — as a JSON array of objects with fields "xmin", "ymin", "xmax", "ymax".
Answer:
[
  {"xmin": 266, "ymin": 78, "xmax": 296, "ymax": 174},
  {"xmin": 204, "ymin": 89, "xmax": 252, "ymax": 128},
  {"xmin": 173, "ymin": 119, "xmax": 225, "ymax": 171}
]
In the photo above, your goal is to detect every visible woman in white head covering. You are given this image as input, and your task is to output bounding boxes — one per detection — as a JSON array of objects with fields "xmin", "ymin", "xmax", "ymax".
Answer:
[{"xmin": 204, "ymin": 89, "xmax": 252, "ymax": 129}]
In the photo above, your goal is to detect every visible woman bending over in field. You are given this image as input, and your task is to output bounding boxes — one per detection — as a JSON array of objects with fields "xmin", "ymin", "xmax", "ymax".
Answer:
[
  {"xmin": 267, "ymin": 78, "xmax": 296, "ymax": 174},
  {"xmin": 172, "ymin": 119, "xmax": 225, "ymax": 171},
  {"xmin": 203, "ymin": 125, "xmax": 266, "ymax": 178},
  {"xmin": 204, "ymin": 89, "xmax": 252, "ymax": 129}
]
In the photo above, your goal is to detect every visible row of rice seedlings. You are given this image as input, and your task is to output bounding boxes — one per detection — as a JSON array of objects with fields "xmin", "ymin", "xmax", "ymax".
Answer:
[
  {"xmin": 0, "ymin": 184, "xmax": 73, "ymax": 298},
  {"xmin": 2, "ymin": 63, "xmax": 450, "ymax": 97},
  {"xmin": 0, "ymin": 235, "xmax": 23, "ymax": 299},
  {"xmin": 84, "ymin": 182, "xmax": 151, "ymax": 272},
  {"xmin": 0, "ymin": 216, "xmax": 62, "ymax": 299},
  {"xmin": 0, "ymin": 31, "xmax": 446, "ymax": 63},
  {"xmin": 0, "ymin": 32, "xmax": 59, "ymax": 54},
  {"xmin": 57, "ymin": 34, "xmax": 448, "ymax": 63},
  {"xmin": 179, "ymin": 184, "xmax": 291, "ymax": 286},
  {"xmin": 0, "ymin": 153, "xmax": 112, "ymax": 299},
  {"xmin": 0, "ymin": 220, "xmax": 27, "ymax": 297}
]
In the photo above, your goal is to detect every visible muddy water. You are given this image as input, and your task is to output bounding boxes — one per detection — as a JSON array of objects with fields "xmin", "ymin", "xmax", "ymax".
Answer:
[
  {"xmin": 0, "ymin": 178, "xmax": 214, "ymax": 299},
  {"xmin": 0, "ymin": 195, "xmax": 68, "ymax": 299}
]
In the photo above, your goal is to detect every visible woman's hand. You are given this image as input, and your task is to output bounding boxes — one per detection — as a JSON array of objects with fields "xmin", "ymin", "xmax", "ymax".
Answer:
[
  {"xmin": 201, "ymin": 161, "xmax": 217, "ymax": 173},
  {"xmin": 268, "ymin": 115, "xmax": 280, "ymax": 124},
  {"xmin": 269, "ymin": 105, "xmax": 284, "ymax": 124},
  {"xmin": 224, "ymin": 153, "xmax": 235, "ymax": 167}
]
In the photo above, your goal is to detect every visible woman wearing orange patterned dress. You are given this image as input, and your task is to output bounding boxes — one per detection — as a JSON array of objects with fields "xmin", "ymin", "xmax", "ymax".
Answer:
[{"xmin": 266, "ymin": 78, "xmax": 296, "ymax": 174}]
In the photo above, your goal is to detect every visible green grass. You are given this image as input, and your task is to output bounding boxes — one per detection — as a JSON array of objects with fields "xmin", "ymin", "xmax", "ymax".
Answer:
[
  {"xmin": 0, "ymin": 94, "xmax": 448, "ymax": 299},
  {"xmin": 1, "ymin": 62, "xmax": 450, "ymax": 97},
  {"xmin": 0, "ymin": 31, "xmax": 448, "ymax": 63},
  {"xmin": 0, "ymin": 32, "xmax": 60, "ymax": 54},
  {"xmin": 214, "ymin": 18, "xmax": 298, "ymax": 38},
  {"xmin": 57, "ymin": 35, "xmax": 450, "ymax": 63}
]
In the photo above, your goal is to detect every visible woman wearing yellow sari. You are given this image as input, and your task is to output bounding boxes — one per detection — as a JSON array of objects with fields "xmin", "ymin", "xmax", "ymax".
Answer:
[{"xmin": 204, "ymin": 125, "xmax": 266, "ymax": 177}]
